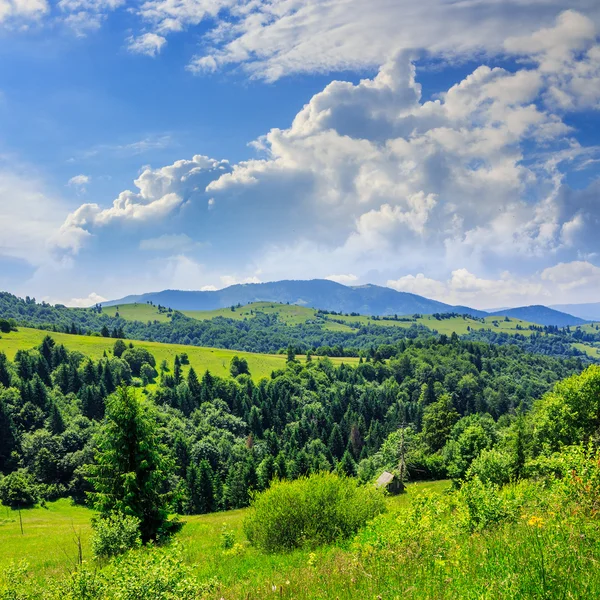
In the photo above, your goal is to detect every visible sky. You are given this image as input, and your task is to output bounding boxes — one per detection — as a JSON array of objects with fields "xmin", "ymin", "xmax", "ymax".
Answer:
[{"xmin": 1, "ymin": 1, "xmax": 600, "ymax": 309}]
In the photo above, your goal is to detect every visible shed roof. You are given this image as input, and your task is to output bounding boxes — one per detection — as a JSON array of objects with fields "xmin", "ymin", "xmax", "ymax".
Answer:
[{"xmin": 376, "ymin": 471, "xmax": 395, "ymax": 487}]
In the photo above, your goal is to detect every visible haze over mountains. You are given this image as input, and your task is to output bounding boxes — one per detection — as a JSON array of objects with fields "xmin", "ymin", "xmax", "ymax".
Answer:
[{"xmin": 103, "ymin": 280, "xmax": 588, "ymax": 327}]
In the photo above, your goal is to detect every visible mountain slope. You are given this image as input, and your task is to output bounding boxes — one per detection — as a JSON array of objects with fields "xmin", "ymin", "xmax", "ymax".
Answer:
[
  {"xmin": 489, "ymin": 305, "xmax": 587, "ymax": 327},
  {"xmin": 550, "ymin": 302, "xmax": 600, "ymax": 322},
  {"xmin": 104, "ymin": 279, "xmax": 489, "ymax": 318}
]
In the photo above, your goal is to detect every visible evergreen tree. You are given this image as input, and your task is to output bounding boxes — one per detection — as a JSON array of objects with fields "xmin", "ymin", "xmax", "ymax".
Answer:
[
  {"xmin": 338, "ymin": 450, "xmax": 357, "ymax": 477},
  {"xmin": 186, "ymin": 460, "xmax": 215, "ymax": 514},
  {"xmin": 328, "ymin": 423, "xmax": 345, "ymax": 460},
  {"xmin": 174, "ymin": 355, "xmax": 182, "ymax": 386},
  {"xmin": 87, "ymin": 386, "xmax": 174, "ymax": 543}
]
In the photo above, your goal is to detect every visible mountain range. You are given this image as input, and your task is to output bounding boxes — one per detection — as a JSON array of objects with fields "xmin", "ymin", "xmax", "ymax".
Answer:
[{"xmin": 103, "ymin": 279, "xmax": 588, "ymax": 327}]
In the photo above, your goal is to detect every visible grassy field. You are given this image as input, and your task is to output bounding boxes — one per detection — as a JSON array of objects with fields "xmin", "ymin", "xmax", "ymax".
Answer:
[
  {"xmin": 102, "ymin": 303, "xmax": 171, "ymax": 323},
  {"xmin": 98, "ymin": 301, "xmax": 541, "ymax": 337},
  {"xmin": 573, "ymin": 342, "xmax": 600, "ymax": 359},
  {"xmin": 0, "ymin": 480, "xmax": 450, "ymax": 588},
  {"xmin": 0, "ymin": 328, "xmax": 358, "ymax": 382}
]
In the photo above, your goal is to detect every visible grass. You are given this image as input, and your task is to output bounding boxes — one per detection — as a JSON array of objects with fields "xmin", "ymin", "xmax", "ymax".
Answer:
[
  {"xmin": 0, "ymin": 328, "xmax": 358, "ymax": 382},
  {"xmin": 3, "ymin": 478, "xmax": 598, "ymax": 599},
  {"xmin": 573, "ymin": 342, "xmax": 600, "ymax": 359},
  {"xmin": 0, "ymin": 499, "xmax": 94, "ymax": 582},
  {"xmin": 102, "ymin": 303, "xmax": 171, "ymax": 323},
  {"xmin": 0, "ymin": 480, "xmax": 449, "ymax": 590}
]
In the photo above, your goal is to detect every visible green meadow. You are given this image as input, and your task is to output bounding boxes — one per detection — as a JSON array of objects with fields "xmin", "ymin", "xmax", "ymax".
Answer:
[
  {"xmin": 102, "ymin": 303, "xmax": 171, "ymax": 323},
  {"xmin": 0, "ymin": 481, "xmax": 449, "ymax": 589},
  {"xmin": 0, "ymin": 327, "xmax": 358, "ymax": 382}
]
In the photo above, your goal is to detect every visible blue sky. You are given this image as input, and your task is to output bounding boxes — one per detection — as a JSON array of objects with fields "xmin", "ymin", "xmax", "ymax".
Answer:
[{"xmin": 1, "ymin": 1, "xmax": 599, "ymax": 308}]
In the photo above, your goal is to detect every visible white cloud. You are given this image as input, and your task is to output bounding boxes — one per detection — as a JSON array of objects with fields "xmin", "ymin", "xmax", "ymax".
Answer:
[
  {"xmin": 127, "ymin": 32, "xmax": 167, "ymax": 56},
  {"xmin": 541, "ymin": 261, "xmax": 600, "ymax": 291},
  {"xmin": 58, "ymin": 155, "xmax": 230, "ymax": 251},
  {"xmin": 183, "ymin": 1, "xmax": 600, "ymax": 80},
  {"xmin": 64, "ymin": 291, "xmax": 107, "ymax": 307},
  {"xmin": 219, "ymin": 274, "xmax": 261, "ymax": 287},
  {"xmin": 0, "ymin": 166, "xmax": 67, "ymax": 266},
  {"xmin": 388, "ymin": 269, "xmax": 547, "ymax": 308},
  {"xmin": 50, "ymin": 13, "xmax": 600, "ymax": 306},
  {"xmin": 0, "ymin": 0, "xmax": 48, "ymax": 25},
  {"xmin": 326, "ymin": 274, "xmax": 359, "ymax": 285},
  {"xmin": 67, "ymin": 174, "xmax": 90, "ymax": 193}
]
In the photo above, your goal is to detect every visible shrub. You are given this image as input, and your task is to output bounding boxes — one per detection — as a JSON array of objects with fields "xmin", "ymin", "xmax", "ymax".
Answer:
[
  {"xmin": 220, "ymin": 524, "xmax": 235, "ymax": 550},
  {"xmin": 0, "ymin": 469, "xmax": 38, "ymax": 508},
  {"xmin": 466, "ymin": 448, "xmax": 513, "ymax": 486},
  {"xmin": 91, "ymin": 512, "xmax": 142, "ymax": 558},
  {"xmin": 243, "ymin": 472, "xmax": 386, "ymax": 553}
]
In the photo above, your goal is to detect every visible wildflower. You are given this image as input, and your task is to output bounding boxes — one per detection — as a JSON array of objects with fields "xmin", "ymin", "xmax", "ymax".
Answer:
[
  {"xmin": 308, "ymin": 552, "xmax": 317, "ymax": 568},
  {"xmin": 527, "ymin": 516, "xmax": 544, "ymax": 528}
]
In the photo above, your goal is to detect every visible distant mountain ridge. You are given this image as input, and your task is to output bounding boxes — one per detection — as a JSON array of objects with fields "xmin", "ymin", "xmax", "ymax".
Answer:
[
  {"xmin": 487, "ymin": 305, "xmax": 587, "ymax": 327},
  {"xmin": 103, "ymin": 279, "xmax": 586, "ymax": 326},
  {"xmin": 104, "ymin": 279, "xmax": 486, "ymax": 317},
  {"xmin": 550, "ymin": 302, "xmax": 600, "ymax": 322}
]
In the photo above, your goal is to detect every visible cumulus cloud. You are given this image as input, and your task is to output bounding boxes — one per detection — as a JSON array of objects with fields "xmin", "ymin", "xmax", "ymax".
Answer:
[
  {"xmin": 58, "ymin": 155, "xmax": 230, "ymax": 251},
  {"xmin": 388, "ymin": 269, "xmax": 547, "ymax": 308},
  {"xmin": 64, "ymin": 291, "xmax": 107, "ymax": 307},
  {"xmin": 50, "ymin": 12, "xmax": 600, "ymax": 306},
  {"xmin": 541, "ymin": 261, "xmax": 600, "ymax": 291},
  {"xmin": 127, "ymin": 32, "xmax": 167, "ymax": 56},
  {"xmin": 389, "ymin": 262, "xmax": 600, "ymax": 308}
]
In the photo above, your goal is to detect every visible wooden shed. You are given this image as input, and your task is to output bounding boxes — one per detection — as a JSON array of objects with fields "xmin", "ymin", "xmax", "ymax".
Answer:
[{"xmin": 376, "ymin": 471, "xmax": 405, "ymax": 495}]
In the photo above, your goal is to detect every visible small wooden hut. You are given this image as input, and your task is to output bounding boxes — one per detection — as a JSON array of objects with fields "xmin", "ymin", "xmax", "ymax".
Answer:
[{"xmin": 376, "ymin": 471, "xmax": 405, "ymax": 495}]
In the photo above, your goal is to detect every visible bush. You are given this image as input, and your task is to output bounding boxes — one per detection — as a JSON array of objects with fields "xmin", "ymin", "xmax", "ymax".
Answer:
[
  {"xmin": 0, "ymin": 469, "xmax": 38, "ymax": 508},
  {"xmin": 243, "ymin": 472, "xmax": 386, "ymax": 553},
  {"xmin": 91, "ymin": 512, "xmax": 142, "ymax": 558},
  {"xmin": 466, "ymin": 448, "xmax": 513, "ymax": 486}
]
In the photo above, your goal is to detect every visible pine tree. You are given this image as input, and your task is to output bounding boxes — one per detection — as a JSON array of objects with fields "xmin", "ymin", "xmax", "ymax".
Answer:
[
  {"xmin": 338, "ymin": 450, "xmax": 357, "ymax": 476},
  {"xmin": 87, "ymin": 386, "xmax": 174, "ymax": 543},
  {"xmin": 186, "ymin": 460, "xmax": 215, "ymax": 514},
  {"xmin": 328, "ymin": 423, "xmax": 345, "ymax": 460},
  {"xmin": 187, "ymin": 367, "xmax": 201, "ymax": 408}
]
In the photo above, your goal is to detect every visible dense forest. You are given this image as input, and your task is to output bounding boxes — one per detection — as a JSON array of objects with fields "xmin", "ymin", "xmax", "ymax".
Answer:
[
  {"xmin": 0, "ymin": 332, "xmax": 586, "ymax": 514},
  {"xmin": 0, "ymin": 292, "xmax": 597, "ymax": 361}
]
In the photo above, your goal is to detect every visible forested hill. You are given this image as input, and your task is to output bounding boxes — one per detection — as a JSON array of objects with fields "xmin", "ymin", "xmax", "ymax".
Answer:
[
  {"xmin": 103, "ymin": 279, "xmax": 488, "ymax": 317},
  {"xmin": 0, "ymin": 331, "xmax": 586, "ymax": 513},
  {"xmin": 0, "ymin": 292, "xmax": 597, "ymax": 361},
  {"xmin": 487, "ymin": 305, "xmax": 587, "ymax": 327}
]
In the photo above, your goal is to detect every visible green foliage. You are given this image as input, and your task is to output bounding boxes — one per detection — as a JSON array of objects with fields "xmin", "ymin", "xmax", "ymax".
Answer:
[
  {"xmin": 532, "ymin": 364, "xmax": 600, "ymax": 452},
  {"xmin": 87, "ymin": 386, "xmax": 174, "ymax": 543},
  {"xmin": 91, "ymin": 512, "xmax": 141, "ymax": 558},
  {"xmin": 120, "ymin": 347, "xmax": 156, "ymax": 377},
  {"xmin": 243, "ymin": 472, "xmax": 386, "ymax": 552},
  {"xmin": 112, "ymin": 339, "xmax": 127, "ymax": 358},
  {"xmin": 229, "ymin": 356, "xmax": 250, "ymax": 378},
  {"xmin": 0, "ymin": 469, "xmax": 38, "ymax": 508},
  {"xmin": 466, "ymin": 448, "xmax": 514, "ymax": 486},
  {"xmin": 220, "ymin": 523, "xmax": 235, "ymax": 550}
]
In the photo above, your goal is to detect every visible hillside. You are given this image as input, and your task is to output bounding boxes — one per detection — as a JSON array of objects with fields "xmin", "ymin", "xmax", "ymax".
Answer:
[
  {"xmin": 0, "ymin": 327, "xmax": 358, "ymax": 381},
  {"xmin": 103, "ymin": 279, "xmax": 589, "ymax": 327}
]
